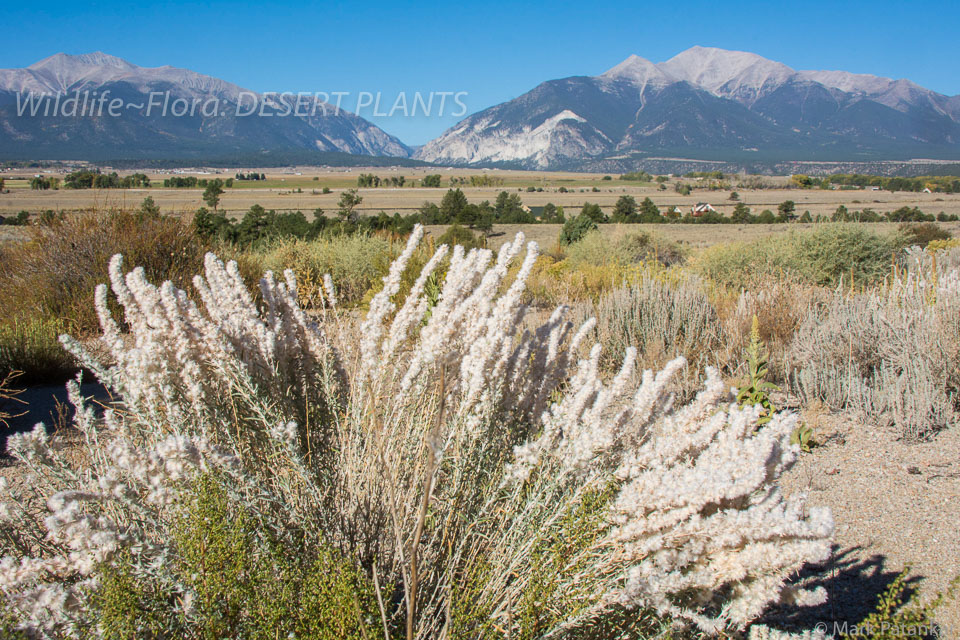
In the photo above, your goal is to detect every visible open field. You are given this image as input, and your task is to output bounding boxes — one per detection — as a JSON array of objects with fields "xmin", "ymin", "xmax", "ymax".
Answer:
[{"xmin": 4, "ymin": 166, "xmax": 960, "ymax": 221}]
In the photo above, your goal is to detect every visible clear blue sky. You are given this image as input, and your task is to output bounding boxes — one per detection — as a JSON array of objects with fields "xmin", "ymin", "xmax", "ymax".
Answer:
[{"xmin": 4, "ymin": 0, "xmax": 959, "ymax": 145}]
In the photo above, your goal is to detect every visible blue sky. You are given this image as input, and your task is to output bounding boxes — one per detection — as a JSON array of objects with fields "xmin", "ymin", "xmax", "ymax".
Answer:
[{"xmin": 4, "ymin": 0, "xmax": 959, "ymax": 145}]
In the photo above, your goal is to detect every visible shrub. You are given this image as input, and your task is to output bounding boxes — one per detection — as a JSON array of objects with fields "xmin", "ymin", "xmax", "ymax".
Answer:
[
  {"xmin": 574, "ymin": 274, "xmax": 725, "ymax": 398},
  {"xmin": 898, "ymin": 222, "xmax": 951, "ymax": 247},
  {"xmin": 695, "ymin": 239, "xmax": 801, "ymax": 288},
  {"xmin": 696, "ymin": 224, "xmax": 907, "ymax": 288},
  {"xmin": 436, "ymin": 223, "xmax": 483, "ymax": 250},
  {"xmin": 249, "ymin": 234, "xmax": 392, "ymax": 308},
  {"xmin": 0, "ymin": 210, "xmax": 204, "ymax": 337},
  {"xmin": 89, "ymin": 474, "xmax": 380, "ymax": 639},
  {"xmin": 1, "ymin": 227, "xmax": 832, "ymax": 637},
  {"xmin": 790, "ymin": 224, "xmax": 907, "ymax": 287},
  {"xmin": 788, "ymin": 250, "xmax": 960, "ymax": 439},
  {"xmin": 565, "ymin": 229, "xmax": 685, "ymax": 269},
  {"xmin": 559, "ymin": 213, "xmax": 598, "ymax": 245},
  {"xmin": 524, "ymin": 256, "xmax": 644, "ymax": 305}
]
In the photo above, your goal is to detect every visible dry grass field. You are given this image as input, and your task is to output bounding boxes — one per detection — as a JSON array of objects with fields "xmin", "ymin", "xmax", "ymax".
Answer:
[{"xmin": 3, "ymin": 166, "xmax": 960, "ymax": 222}]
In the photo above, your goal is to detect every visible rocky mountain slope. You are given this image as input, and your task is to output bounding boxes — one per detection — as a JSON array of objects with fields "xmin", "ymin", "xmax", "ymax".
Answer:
[
  {"xmin": 0, "ymin": 52, "xmax": 410, "ymax": 160},
  {"xmin": 416, "ymin": 46, "xmax": 960, "ymax": 169}
]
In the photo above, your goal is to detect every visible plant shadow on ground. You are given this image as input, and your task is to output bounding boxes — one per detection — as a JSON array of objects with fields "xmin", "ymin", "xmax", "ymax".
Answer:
[
  {"xmin": 759, "ymin": 546, "xmax": 926, "ymax": 633},
  {"xmin": 0, "ymin": 381, "xmax": 111, "ymax": 455}
]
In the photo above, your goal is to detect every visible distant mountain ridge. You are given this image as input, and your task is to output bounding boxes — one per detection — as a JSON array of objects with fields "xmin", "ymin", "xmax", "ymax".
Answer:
[
  {"xmin": 416, "ymin": 46, "xmax": 960, "ymax": 169},
  {"xmin": 0, "ymin": 52, "xmax": 411, "ymax": 161}
]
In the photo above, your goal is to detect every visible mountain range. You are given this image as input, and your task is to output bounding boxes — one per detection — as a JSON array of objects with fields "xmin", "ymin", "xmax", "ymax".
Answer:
[
  {"xmin": 416, "ymin": 46, "xmax": 960, "ymax": 169},
  {"xmin": 2, "ymin": 48, "xmax": 959, "ymax": 168},
  {"xmin": 0, "ymin": 52, "xmax": 410, "ymax": 161}
]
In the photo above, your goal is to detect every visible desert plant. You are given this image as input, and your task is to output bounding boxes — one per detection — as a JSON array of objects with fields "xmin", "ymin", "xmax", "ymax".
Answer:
[
  {"xmin": 0, "ymin": 210, "xmax": 205, "ymax": 337},
  {"xmin": 788, "ymin": 250, "xmax": 960, "ymax": 438},
  {"xmin": 565, "ymin": 229, "xmax": 685, "ymax": 269},
  {"xmin": 573, "ymin": 274, "xmax": 724, "ymax": 397},
  {"xmin": 789, "ymin": 424, "xmax": 815, "ymax": 453},
  {"xmin": 737, "ymin": 316, "xmax": 778, "ymax": 427},
  {"xmin": 249, "ymin": 233, "xmax": 392, "ymax": 308},
  {"xmin": 1, "ymin": 226, "xmax": 832, "ymax": 638},
  {"xmin": 696, "ymin": 224, "xmax": 908, "ymax": 288},
  {"xmin": 898, "ymin": 222, "xmax": 951, "ymax": 248},
  {"xmin": 436, "ymin": 223, "xmax": 483, "ymax": 250}
]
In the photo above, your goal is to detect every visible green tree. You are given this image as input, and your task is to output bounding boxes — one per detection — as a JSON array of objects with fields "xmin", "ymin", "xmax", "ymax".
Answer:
[
  {"xmin": 440, "ymin": 188, "xmax": 469, "ymax": 221},
  {"xmin": 731, "ymin": 202, "xmax": 752, "ymax": 224},
  {"xmin": 138, "ymin": 197, "xmax": 161, "ymax": 219},
  {"xmin": 559, "ymin": 214, "xmax": 598, "ymax": 245},
  {"xmin": 193, "ymin": 207, "xmax": 232, "ymax": 242},
  {"xmin": 638, "ymin": 197, "xmax": 661, "ymax": 223},
  {"xmin": 494, "ymin": 191, "xmax": 529, "ymax": 223},
  {"xmin": 580, "ymin": 202, "xmax": 606, "ymax": 223},
  {"xmin": 540, "ymin": 202, "xmax": 564, "ymax": 223},
  {"xmin": 474, "ymin": 213, "xmax": 494, "ymax": 237},
  {"xmin": 202, "ymin": 179, "xmax": 225, "ymax": 211},
  {"xmin": 419, "ymin": 201, "xmax": 443, "ymax": 224},
  {"xmin": 777, "ymin": 200, "xmax": 796, "ymax": 219},
  {"xmin": 756, "ymin": 209, "xmax": 776, "ymax": 224},
  {"xmin": 611, "ymin": 196, "xmax": 638, "ymax": 223},
  {"xmin": 337, "ymin": 189, "xmax": 363, "ymax": 221}
]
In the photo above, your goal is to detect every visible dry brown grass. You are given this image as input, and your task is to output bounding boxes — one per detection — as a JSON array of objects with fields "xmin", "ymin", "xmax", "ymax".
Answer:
[
  {"xmin": 0, "ymin": 211, "xmax": 205, "ymax": 334},
  {"xmin": 5, "ymin": 167, "xmax": 960, "ymax": 227}
]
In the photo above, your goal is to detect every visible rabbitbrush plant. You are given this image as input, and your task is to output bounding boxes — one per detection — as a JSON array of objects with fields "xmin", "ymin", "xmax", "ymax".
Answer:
[{"xmin": 1, "ymin": 225, "xmax": 833, "ymax": 638}]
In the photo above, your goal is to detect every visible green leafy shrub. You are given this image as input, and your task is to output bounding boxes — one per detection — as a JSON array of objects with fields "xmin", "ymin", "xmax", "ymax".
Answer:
[
  {"xmin": 696, "ymin": 224, "xmax": 907, "ymax": 288},
  {"xmin": 91, "ymin": 474, "xmax": 380, "ymax": 640},
  {"xmin": 437, "ymin": 223, "xmax": 484, "ymax": 250},
  {"xmin": 839, "ymin": 568, "xmax": 958, "ymax": 640},
  {"xmin": 249, "ymin": 234, "xmax": 392, "ymax": 308},
  {"xmin": 559, "ymin": 213, "xmax": 598, "ymax": 245},
  {"xmin": 565, "ymin": 229, "xmax": 685, "ymax": 268}
]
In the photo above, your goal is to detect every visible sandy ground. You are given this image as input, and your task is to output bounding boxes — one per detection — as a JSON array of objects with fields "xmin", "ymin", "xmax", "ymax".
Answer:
[{"xmin": 761, "ymin": 406, "xmax": 960, "ymax": 637}]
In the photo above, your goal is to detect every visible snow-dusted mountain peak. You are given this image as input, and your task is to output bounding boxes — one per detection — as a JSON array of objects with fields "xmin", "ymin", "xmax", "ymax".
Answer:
[{"xmin": 659, "ymin": 46, "xmax": 796, "ymax": 94}]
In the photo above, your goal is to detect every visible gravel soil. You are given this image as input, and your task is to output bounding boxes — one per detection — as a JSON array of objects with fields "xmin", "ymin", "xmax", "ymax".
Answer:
[{"xmin": 762, "ymin": 406, "xmax": 960, "ymax": 637}]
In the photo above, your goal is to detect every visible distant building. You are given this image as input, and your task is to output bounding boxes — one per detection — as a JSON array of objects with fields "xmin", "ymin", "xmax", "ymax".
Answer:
[{"xmin": 691, "ymin": 202, "xmax": 716, "ymax": 216}]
